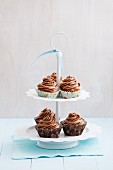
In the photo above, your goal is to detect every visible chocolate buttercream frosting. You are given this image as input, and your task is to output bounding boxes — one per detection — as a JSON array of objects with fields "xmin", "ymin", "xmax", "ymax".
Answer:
[
  {"xmin": 64, "ymin": 113, "xmax": 85, "ymax": 125},
  {"xmin": 37, "ymin": 76, "xmax": 58, "ymax": 93},
  {"xmin": 37, "ymin": 111, "xmax": 59, "ymax": 129},
  {"xmin": 34, "ymin": 108, "xmax": 54, "ymax": 124},
  {"xmin": 51, "ymin": 72, "xmax": 62, "ymax": 82},
  {"xmin": 60, "ymin": 76, "xmax": 81, "ymax": 92},
  {"xmin": 51, "ymin": 72, "xmax": 57, "ymax": 82}
]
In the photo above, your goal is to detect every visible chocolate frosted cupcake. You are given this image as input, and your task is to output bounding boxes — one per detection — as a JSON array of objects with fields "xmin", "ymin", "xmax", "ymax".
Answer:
[
  {"xmin": 35, "ymin": 111, "xmax": 61, "ymax": 138},
  {"xmin": 62, "ymin": 113, "xmax": 87, "ymax": 136},
  {"xmin": 34, "ymin": 108, "xmax": 54, "ymax": 124},
  {"xmin": 60, "ymin": 76, "xmax": 81, "ymax": 98},
  {"xmin": 37, "ymin": 76, "xmax": 59, "ymax": 98}
]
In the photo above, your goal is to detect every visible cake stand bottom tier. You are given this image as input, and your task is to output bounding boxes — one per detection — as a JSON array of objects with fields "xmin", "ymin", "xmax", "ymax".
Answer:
[{"xmin": 36, "ymin": 141, "xmax": 79, "ymax": 149}]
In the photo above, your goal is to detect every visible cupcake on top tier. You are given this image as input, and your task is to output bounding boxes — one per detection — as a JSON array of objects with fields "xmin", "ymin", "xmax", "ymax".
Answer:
[
  {"xmin": 62, "ymin": 113, "xmax": 87, "ymax": 136},
  {"xmin": 37, "ymin": 76, "xmax": 59, "ymax": 98},
  {"xmin": 60, "ymin": 76, "xmax": 81, "ymax": 98},
  {"xmin": 34, "ymin": 108, "xmax": 54, "ymax": 124},
  {"xmin": 35, "ymin": 109, "xmax": 61, "ymax": 138}
]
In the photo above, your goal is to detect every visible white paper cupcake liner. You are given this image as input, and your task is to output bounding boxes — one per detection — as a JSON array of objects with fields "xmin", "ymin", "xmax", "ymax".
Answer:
[
  {"xmin": 37, "ymin": 89, "xmax": 59, "ymax": 99},
  {"xmin": 60, "ymin": 90, "xmax": 81, "ymax": 99}
]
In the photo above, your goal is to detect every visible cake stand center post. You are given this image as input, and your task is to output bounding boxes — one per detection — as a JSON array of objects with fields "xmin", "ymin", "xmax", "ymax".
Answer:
[
  {"xmin": 56, "ymin": 51, "xmax": 62, "ymax": 122},
  {"xmin": 56, "ymin": 101, "xmax": 60, "ymax": 122}
]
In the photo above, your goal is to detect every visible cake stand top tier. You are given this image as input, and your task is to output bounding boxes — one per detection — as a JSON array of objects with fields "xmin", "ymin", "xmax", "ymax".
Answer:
[{"xmin": 26, "ymin": 89, "xmax": 90, "ymax": 102}]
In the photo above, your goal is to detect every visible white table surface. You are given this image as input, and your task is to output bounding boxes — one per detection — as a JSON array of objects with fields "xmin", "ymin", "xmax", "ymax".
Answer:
[{"xmin": 0, "ymin": 118, "xmax": 113, "ymax": 170}]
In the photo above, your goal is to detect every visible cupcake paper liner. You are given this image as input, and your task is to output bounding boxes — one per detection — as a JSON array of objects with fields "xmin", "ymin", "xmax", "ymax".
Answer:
[
  {"xmin": 62, "ymin": 121, "xmax": 87, "ymax": 136},
  {"xmin": 36, "ymin": 89, "xmax": 81, "ymax": 99},
  {"xmin": 35, "ymin": 126, "xmax": 61, "ymax": 138},
  {"xmin": 37, "ymin": 89, "xmax": 59, "ymax": 99},
  {"xmin": 60, "ymin": 90, "xmax": 81, "ymax": 99}
]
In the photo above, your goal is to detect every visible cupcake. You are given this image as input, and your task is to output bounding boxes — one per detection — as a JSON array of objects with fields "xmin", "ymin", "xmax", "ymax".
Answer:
[
  {"xmin": 62, "ymin": 113, "xmax": 87, "ymax": 136},
  {"xmin": 37, "ymin": 76, "xmax": 59, "ymax": 98},
  {"xmin": 34, "ymin": 108, "xmax": 54, "ymax": 124},
  {"xmin": 60, "ymin": 76, "xmax": 81, "ymax": 98},
  {"xmin": 35, "ymin": 110, "xmax": 61, "ymax": 138}
]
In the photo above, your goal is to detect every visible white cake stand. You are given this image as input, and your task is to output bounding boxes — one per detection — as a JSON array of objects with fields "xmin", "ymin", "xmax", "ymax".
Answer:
[{"xmin": 23, "ymin": 52, "xmax": 96, "ymax": 150}]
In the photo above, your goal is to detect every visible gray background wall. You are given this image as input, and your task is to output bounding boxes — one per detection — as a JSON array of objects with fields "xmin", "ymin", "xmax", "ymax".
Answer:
[{"xmin": 0, "ymin": 0, "xmax": 113, "ymax": 118}]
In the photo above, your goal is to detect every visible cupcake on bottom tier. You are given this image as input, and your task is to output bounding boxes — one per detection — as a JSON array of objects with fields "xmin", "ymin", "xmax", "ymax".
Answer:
[
  {"xmin": 35, "ymin": 110, "xmax": 61, "ymax": 138},
  {"xmin": 37, "ymin": 76, "xmax": 59, "ymax": 98},
  {"xmin": 60, "ymin": 76, "xmax": 81, "ymax": 98},
  {"xmin": 34, "ymin": 108, "xmax": 55, "ymax": 124},
  {"xmin": 62, "ymin": 113, "xmax": 87, "ymax": 136}
]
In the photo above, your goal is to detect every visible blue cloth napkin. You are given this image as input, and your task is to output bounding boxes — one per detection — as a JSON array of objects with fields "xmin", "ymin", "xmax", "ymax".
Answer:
[{"xmin": 12, "ymin": 137, "xmax": 103, "ymax": 159}]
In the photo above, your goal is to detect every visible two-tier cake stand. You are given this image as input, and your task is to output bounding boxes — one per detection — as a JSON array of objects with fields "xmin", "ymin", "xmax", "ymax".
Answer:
[{"xmin": 15, "ymin": 50, "xmax": 101, "ymax": 150}]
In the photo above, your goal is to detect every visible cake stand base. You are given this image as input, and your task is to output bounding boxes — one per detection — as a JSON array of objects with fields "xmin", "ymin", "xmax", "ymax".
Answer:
[{"xmin": 36, "ymin": 141, "xmax": 79, "ymax": 150}]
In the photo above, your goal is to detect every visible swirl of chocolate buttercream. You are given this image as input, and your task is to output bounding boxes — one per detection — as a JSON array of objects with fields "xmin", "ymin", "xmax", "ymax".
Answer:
[
  {"xmin": 60, "ymin": 76, "xmax": 81, "ymax": 92},
  {"xmin": 37, "ymin": 76, "xmax": 58, "ymax": 93},
  {"xmin": 51, "ymin": 72, "xmax": 62, "ymax": 82},
  {"xmin": 34, "ymin": 108, "xmax": 54, "ymax": 123},
  {"xmin": 51, "ymin": 72, "xmax": 57, "ymax": 82},
  {"xmin": 37, "ymin": 111, "xmax": 59, "ymax": 129},
  {"xmin": 64, "ymin": 113, "xmax": 84, "ymax": 125}
]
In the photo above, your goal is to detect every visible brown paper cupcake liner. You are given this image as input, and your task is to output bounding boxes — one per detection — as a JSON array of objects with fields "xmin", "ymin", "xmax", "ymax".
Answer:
[
  {"xmin": 35, "ymin": 125, "xmax": 61, "ymax": 138},
  {"xmin": 62, "ymin": 121, "xmax": 87, "ymax": 136}
]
